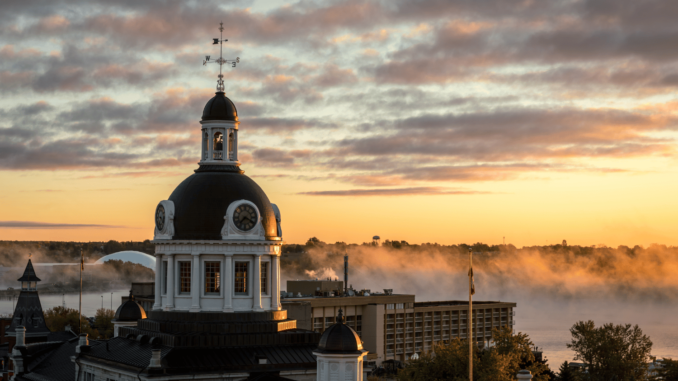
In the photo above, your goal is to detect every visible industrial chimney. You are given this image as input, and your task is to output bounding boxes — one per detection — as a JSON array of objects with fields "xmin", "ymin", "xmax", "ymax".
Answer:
[{"xmin": 344, "ymin": 254, "xmax": 348, "ymax": 296}]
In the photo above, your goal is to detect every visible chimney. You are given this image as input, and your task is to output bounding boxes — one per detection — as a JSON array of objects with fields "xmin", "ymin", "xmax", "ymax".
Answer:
[
  {"xmin": 344, "ymin": 254, "xmax": 348, "ymax": 296},
  {"xmin": 76, "ymin": 333, "xmax": 89, "ymax": 353},
  {"xmin": 149, "ymin": 349, "xmax": 162, "ymax": 368},
  {"xmin": 517, "ymin": 370, "xmax": 532, "ymax": 380},
  {"xmin": 15, "ymin": 326, "xmax": 26, "ymax": 347}
]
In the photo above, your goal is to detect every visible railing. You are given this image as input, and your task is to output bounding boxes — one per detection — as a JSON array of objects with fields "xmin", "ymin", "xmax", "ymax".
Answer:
[
  {"xmin": 442, "ymin": 324, "xmax": 449, "ymax": 329},
  {"xmin": 313, "ymin": 323, "xmax": 323, "ymax": 329},
  {"xmin": 406, "ymin": 328, "xmax": 414, "ymax": 333},
  {"xmin": 213, "ymin": 151, "xmax": 223, "ymax": 160},
  {"xmin": 415, "ymin": 337, "xmax": 423, "ymax": 342},
  {"xmin": 396, "ymin": 349, "xmax": 404, "ymax": 354},
  {"xmin": 396, "ymin": 329, "xmax": 404, "ymax": 334},
  {"xmin": 396, "ymin": 338, "xmax": 404, "ymax": 344},
  {"xmin": 434, "ymin": 335, "xmax": 441, "ymax": 341},
  {"xmin": 386, "ymin": 350, "xmax": 394, "ymax": 355},
  {"xmin": 386, "ymin": 339, "xmax": 394, "ymax": 344},
  {"xmin": 415, "ymin": 327, "xmax": 423, "ymax": 332},
  {"xmin": 425, "ymin": 316, "xmax": 432, "ymax": 321},
  {"xmin": 434, "ymin": 316, "xmax": 441, "ymax": 321},
  {"xmin": 387, "ymin": 329, "xmax": 394, "ymax": 333},
  {"xmin": 485, "ymin": 323, "xmax": 492, "ymax": 327},
  {"xmin": 406, "ymin": 337, "xmax": 413, "ymax": 343},
  {"xmin": 460, "ymin": 325, "xmax": 467, "ymax": 329},
  {"xmin": 396, "ymin": 318, "xmax": 404, "ymax": 323},
  {"xmin": 415, "ymin": 317, "xmax": 423, "ymax": 322}
]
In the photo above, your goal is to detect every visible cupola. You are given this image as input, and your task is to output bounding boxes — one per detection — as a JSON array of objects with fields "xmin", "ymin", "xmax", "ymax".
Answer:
[
  {"xmin": 313, "ymin": 309, "xmax": 369, "ymax": 381},
  {"xmin": 17, "ymin": 258, "xmax": 40, "ymax": 291}
]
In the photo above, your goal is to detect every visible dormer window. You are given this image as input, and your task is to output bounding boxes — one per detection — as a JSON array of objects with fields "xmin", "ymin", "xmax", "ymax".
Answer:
[{"xmin": 213, "ymin": 132, "xmax": 224, "ymax": 160}]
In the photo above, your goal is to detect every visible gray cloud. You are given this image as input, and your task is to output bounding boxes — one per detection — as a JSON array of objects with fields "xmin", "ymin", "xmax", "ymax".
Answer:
[
  {"xmin": 298, "ymin": 187, "xmax": 491, "ymax": 196},
  {"xmin": 0, "ymin": 221, "xmax": 125, "ymax": 229}
]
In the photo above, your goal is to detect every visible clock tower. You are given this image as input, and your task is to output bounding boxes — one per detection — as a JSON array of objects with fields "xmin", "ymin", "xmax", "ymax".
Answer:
[{"xmin": 151, "ymin": 88, "xmax": 283, "ymax": 313}]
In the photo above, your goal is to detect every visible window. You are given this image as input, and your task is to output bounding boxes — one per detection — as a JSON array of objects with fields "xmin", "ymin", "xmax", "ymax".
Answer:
[
  {"xmin": 235, "ymin": 262, "xmax": 248, "ymax": 294},
  {"xmin": 179, "ymin": 261, "xmax": 191, "ymax": 294},
  {"xmin": 213, "ymin": 132, "xmax": 223, "ymax": 159},
  {"xmin": 162, "ymin": 261, "xmax": 168, "ymax": 295},
  {"xmin": 396, "ymin": 303, "xmax": 404, "ymax": 309},
  {"xmin": 205, "ymin": 262, "xmax": 221, "ymax": 294},
  {"xmin": 260, "ymin": 262, "xmax": 268, "ymax": 294},
  {"xmin": 387, "ymin": 304, "xmax": 394, "ymax": 310}
]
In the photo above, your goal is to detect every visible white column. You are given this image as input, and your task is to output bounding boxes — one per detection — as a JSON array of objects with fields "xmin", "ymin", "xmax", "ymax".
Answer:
[
  {"xmin": 190, "ymin": 253, "xmax": 201, "ymax": 312},
  {"xmin": 153, "ymin": 254, "xmax": 162, "ymax": 310},
  {"xmin": 271, "ymin": 253, "xmax": 281, "ymax": 310},
  {"xmin": 234, "ymin": 128, "xmax": 238, "ymax": 161},
  {"xmin": 223, "ymin": 254, "xmax": 233, "ymax": 312},
  {"xmin": 165, "ymin": 254, "xmax": 175, "ymax": 311},
  {"xmin": 208, "ymin": 127, "xmax": 213, "ymax": 162},
  {"xmin": 253, "ymin": 254, "xmax": 263, "ymax": 311}
]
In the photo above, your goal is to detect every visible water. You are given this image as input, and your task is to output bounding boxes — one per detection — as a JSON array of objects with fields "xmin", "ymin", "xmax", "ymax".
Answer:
[
  {"xmin": 0, "ymin": 290, "xmax": 130, "ymax": 317},
  {"xmin": 515, "ymin": 298, "xmax": 678, "ymax": 367}
]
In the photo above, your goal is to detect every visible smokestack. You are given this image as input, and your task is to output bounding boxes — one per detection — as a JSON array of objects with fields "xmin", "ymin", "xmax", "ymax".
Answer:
[{"xmin": 344, "ymin": 254, "xmax": 348, "ymax": 296}]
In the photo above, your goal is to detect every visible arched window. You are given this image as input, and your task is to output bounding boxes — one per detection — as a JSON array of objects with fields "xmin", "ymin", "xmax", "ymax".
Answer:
[
  {"xmin": 228, "ymin": 132, "xmax": 235, "ymax": 160},
  {"xmin": 213, "ymin": 132, "xmax": 223, "ymax": 160}
]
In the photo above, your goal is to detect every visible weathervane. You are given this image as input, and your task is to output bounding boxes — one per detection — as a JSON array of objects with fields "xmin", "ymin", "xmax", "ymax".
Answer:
[{"xmin": 203, "ymin": 22, "xmax": 240, "ymax": 92}]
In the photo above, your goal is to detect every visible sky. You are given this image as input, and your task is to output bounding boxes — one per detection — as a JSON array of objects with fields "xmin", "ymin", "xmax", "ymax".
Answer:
[{"xmin": 1, "ymin": 0, "xmax": 678, "ymax": 246}]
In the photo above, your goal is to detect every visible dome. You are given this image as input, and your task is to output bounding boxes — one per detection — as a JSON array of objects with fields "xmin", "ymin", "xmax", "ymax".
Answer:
[
  {"xmin": 316, "ymin": 310, "xmax": 363, "ymax": 354},
  {"xmin": 202, "ymin": 91, "xmax": 238, "ymax": 121},
  {"xmin": 114, "ymin": 292, "xmax": 147, "ymax": 322},
  {"xmin": 168, "ymin": 168, "xmax": 278, "ymax": 240},
  {"xmin": 95, "ymin": 251, "xmax": 156, "ymax": 270}
]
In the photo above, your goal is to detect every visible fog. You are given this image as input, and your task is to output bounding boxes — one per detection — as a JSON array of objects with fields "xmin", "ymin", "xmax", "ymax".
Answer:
[{"xmin": 281, "ymin": 243, "xmax": 678, "ymax": 366}]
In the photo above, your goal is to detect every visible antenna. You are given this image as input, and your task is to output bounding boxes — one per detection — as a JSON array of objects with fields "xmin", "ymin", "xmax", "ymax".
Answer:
[{"xmin": 203, "ymin": 22, "xmax": 240, "ymax": 92}]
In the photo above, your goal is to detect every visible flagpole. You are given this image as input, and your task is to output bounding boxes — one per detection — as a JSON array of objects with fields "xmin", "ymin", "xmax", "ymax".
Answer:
[
  {"xmin": 469, "ymin": 247, "xmax": 473, "ymax": 381},
  {"xmin": 79, "ymin": 248, "xmax": 83, "ymax": 334}
]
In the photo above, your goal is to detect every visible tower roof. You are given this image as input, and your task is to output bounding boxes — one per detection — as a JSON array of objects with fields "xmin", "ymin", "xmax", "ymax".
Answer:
[
  {"xmin": 202, "ymin": 92, "xmax": 238, "ymax": 122},
  {"xmin": 17, "ymin": 258, "xmax": 41, "ymax": 282},
  {"xmin": 114, "ymin": 291, "xmax": 147, "ymax": 322},
  {"xmin": 316, "ymin": 309, "xmax": 363, "ymax": 354}
]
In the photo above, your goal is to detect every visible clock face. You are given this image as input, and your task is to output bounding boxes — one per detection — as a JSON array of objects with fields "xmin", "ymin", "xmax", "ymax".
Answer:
[
  {"xmin": 155, "ymin": 204, "xmax": 165, "ymax": 231},
  {"xmin": 233, "ymin": 204, "xmax": 257, "ymax": 231}
]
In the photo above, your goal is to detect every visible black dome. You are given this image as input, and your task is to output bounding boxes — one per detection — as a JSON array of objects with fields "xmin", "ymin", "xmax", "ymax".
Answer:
[
  {"xmin": 202, "ymin": 91, "xmax": 238, "ymax": 121},
  {"xmin": 115, "ymin": 293, "xmax": 147, "ymax": 322},
  {"xmin": 316, "ymin": 310, "xmax": 363, "ymax": 354},
  {"xmin": 168, "ymin": 167, "xmax": 278, "ymax": 240}
]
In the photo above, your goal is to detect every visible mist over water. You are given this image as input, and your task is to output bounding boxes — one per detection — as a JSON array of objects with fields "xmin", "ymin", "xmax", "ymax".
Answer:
[
  {"xmin": 282, "ymin": 243, "xmax": 678, "ymax": 366},
  {"xmin": 0, "ymin": 290, "xmax": 130, "ymax": 317}
]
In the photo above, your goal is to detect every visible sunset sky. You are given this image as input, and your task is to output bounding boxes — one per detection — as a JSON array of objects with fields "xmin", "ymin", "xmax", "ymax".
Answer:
[{"xmin": 1, "ymin": 0, "xmax": 678, "ymax": 246}]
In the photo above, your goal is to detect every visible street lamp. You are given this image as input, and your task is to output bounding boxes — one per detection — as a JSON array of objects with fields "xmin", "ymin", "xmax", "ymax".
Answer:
[{"xmin": 101, "ymin": 295, "xmax": 103, "ymax": 310}]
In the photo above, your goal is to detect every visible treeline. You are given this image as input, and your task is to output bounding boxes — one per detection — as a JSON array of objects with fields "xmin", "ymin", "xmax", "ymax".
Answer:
[{"xmin": 0, "ymin": 240, "xmax": 155, "ymax": 267}]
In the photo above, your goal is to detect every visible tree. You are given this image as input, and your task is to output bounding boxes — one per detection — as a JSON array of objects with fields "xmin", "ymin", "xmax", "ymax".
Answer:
[
  {"xmin": 397, "ymin": 328, "xmax": 551, "ymax": 381},
  {"xmin": 397, "ymin": 337, "xmax": 513, "ymax": 381},
  {"xmin": 492, "ymin": 326, "xmax": 552, "ymax": 381},
  {"xmin": 655, "ymin": 359, "xmax": 678, "ymax": 381},
  {"xmin": 556, "ymin": 361, "xmax": 580, "ymax": 381},
  {"xmin": 567, "ymin": 320, "xmax": 652, "ymax": 381},
  {"xmin": 93, "ymin": 308, "xmax": 115, "ymax": 339},
  {"xmin": 44, "ymin": 306, "xmax": 97, "ymax": 336}
]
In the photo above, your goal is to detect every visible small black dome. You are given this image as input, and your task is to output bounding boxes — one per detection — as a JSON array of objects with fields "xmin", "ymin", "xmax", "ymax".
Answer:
[
  {"xmin": 316, "ymin": 310, "xmax": 363, "ymax": 354},
  {"xmin": 168, "ymin": 168, "xmax": 278, "ymax": 240},
  {"xmin": 202, "ymin": 91, "xmax": 238, "ymax": 121},
  {"xmin": 114, "ymin": 292, "xmax": 147, "ymax": 322}
]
